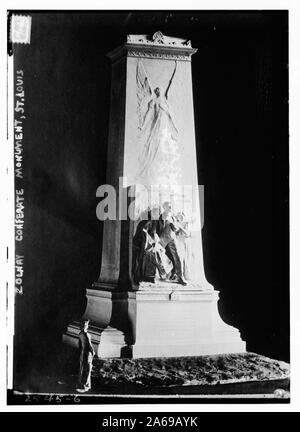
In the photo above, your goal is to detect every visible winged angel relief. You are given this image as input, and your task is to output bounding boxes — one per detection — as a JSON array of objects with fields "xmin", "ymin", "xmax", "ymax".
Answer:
[{"xmin": 135, "ymin": 60, "xmax": 182, "ymax": 185}]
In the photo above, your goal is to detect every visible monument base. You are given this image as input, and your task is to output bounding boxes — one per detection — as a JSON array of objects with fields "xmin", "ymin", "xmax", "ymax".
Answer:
[{"xmin": 63, "ymin": 283, "xmax": 246, "ymax": 358}]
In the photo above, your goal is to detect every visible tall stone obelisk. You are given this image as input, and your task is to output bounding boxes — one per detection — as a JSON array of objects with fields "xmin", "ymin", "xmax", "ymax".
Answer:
[{"xmin": 64, "ymin": 32, "xmax": 246, "ymax": 357}]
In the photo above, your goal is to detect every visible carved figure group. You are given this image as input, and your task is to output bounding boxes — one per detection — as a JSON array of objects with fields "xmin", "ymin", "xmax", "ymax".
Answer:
[{"xmin": 132, "ymin": 202, "xmax": 191, "ymax": 286}]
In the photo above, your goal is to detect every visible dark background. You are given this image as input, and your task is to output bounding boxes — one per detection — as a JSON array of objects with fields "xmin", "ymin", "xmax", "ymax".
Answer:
[{"xmin": 11, "ymin": 11, "xmax": 289, "ymax": 390}]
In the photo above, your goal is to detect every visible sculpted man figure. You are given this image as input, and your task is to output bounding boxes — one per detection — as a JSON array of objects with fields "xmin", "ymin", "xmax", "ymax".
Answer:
[{"xmin": 158, "ymin": 201, "xmax": 187, "ymax": 286}]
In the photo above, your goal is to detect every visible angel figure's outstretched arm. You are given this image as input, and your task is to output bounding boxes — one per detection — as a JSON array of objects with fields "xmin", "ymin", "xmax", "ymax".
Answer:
[{"xmin": 165, "ymin": 61, "xmax": 177, "ymax": 100}]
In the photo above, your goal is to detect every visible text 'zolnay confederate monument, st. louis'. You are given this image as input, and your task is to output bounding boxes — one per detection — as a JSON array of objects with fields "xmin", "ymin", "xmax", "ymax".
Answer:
[{"xmin": 64, "ymin": 32, "xmax": 246, "ymax": 358}]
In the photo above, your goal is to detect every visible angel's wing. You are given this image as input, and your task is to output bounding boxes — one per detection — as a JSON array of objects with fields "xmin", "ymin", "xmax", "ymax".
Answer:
[{"xmin": 136, "ymin": 60, "xmax": 153, "ymax": 128}]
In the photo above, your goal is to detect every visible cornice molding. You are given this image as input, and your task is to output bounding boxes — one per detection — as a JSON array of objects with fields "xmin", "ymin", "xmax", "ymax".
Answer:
[{"xmin": 107, "ymin": 32, "xmax": 197, "ymax": 63}]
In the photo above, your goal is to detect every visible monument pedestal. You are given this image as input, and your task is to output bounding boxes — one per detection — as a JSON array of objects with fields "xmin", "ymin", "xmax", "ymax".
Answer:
[
  {"xmin": 131, "ymin": 286, "xmax": 245, "ymax": 358},
  {"xmin": 63, "ymin": 283, "xmax": 245, "ymax": 358}
]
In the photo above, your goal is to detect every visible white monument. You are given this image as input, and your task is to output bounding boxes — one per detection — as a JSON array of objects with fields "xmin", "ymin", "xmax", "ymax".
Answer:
[{"xmin": 64, "ymin": 32, "xmax": 246, "ymax": 358}]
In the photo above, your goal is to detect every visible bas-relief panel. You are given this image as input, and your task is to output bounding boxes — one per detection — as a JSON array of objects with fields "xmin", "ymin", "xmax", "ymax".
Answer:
[
  {"xmin": 135, "ymin": 59, "xmax": 181, "ymax": 187},
  {"xmin": 124, "ymin": 57, "xmax": 196, "ymax": 190}
]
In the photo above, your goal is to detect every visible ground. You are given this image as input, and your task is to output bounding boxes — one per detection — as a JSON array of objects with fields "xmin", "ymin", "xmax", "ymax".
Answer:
[
  {"xmin": 11, "ymin": 351, "xmax": 290, "ymax": 402},
  {"xmin": 91, "ymin": 352, "xmax": 289, "ymax": 388}
]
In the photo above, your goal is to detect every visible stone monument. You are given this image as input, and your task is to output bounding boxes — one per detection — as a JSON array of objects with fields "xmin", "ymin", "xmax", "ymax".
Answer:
[{"xmin": 63, "ymin": 32, "xmax": 246, "ymax": 358}]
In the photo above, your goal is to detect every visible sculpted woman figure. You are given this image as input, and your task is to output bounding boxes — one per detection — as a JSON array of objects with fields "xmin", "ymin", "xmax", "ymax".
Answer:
[{"xmin": 136, "ymin": 60, "xmax": 180, "ymax": 185}]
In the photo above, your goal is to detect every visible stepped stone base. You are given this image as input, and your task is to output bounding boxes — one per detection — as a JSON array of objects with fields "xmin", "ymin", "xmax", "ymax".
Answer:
[{"xmin": 63, "ymin": 284, "xmax": 246, "ymax": 358}]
